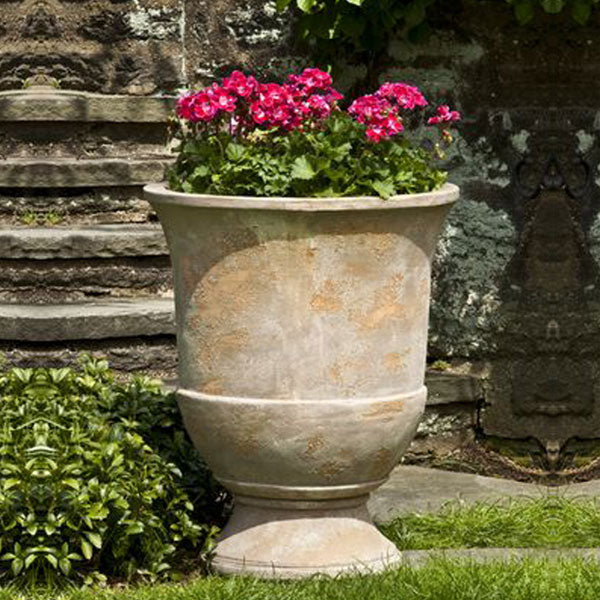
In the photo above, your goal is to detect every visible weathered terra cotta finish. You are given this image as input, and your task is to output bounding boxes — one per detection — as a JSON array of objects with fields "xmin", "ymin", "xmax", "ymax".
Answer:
[{"xmin": 144, "ymin": 182, "xmax": 459, "ymax": 578}]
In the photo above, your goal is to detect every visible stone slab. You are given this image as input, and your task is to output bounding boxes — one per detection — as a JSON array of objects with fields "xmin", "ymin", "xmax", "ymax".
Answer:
[
  {"xmin": 425, "ymin": 371, "xmax": 483, "ymax": 405},
  {"xmin": 0, "ymin": 225, "xmax": 168, "ymax": 259},
  {"xmin": 368, "ymin": 466, "xmax": 542, "ymax": 523},
  {"xmin": 0, "ymin": 88, "xmax": 176, "ymax": 123},
  {"xmin": 0, "ymin": 158, "xmax": 172, "ymax": 188},
  {"xmin": 369, "ymin": 465, "xmax": 600, "ymax": 524},
  {"xmin": 0, "ymin": 298, "xmax": 175, "ymax": 341}
]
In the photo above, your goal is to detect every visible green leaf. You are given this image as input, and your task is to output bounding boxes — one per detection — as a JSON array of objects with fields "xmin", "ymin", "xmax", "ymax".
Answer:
[
  {"xmin": 45, "ymin": 554, "xmax": 58, "ymax": 569},
  {"xmin": 88, "ymin": 503, "xmax": 109, "ymax": 520},
  {"xmin": 297, "ymin": 0, "xmax": 318, "ymax": 12},
  {"xmin": 291, "ymin": 156, "xmax": 316, "ymax": 180},
  {"xmin": 572, "ymin": 0, "xmax": 592, "ymax": 23},
  {"xmin": 513, "ymin": 0, "xmax": 535, "ymax": 23},
  {"xmin": 276, "ymin": 0, "xmax": 293, "ymax": 10},
  {"xmin": 191, "ymin": 165, "xmax": 210, "ymax": 179},
  {"xmin": 86, "ymin": 532, "xmax": 103, "ymax": 549},
  {"xmin": 24, "ymin": 554, "xmax": 36, "ymax": 569},
  {"xmin": 226, "ymin": 143, "xmax": 245, "ymax": 162},
  {"xmin": 126, "ymin": 522, "xmax": 144, "ymax": 535},
  {"xmin": 541, "ymin": 0, "xmax": 564, "ymax": 12},
  {"xmin": 372, "ymin": 179, "xmax": 396, "ymax": 199},
  {"xmin": 59, "ymin": 558, "xmax": 71, "ymax": 576},
  {"xmin": 344, "ymin": 0, "xmax": 364, "ymax": 5},
  {"xmin": 80, "ymin": 540, "xmax": 93, "ymax": 560},
  {"xmin": 405, "ymin": 0, "xmax": 427, "ymax": 27}
]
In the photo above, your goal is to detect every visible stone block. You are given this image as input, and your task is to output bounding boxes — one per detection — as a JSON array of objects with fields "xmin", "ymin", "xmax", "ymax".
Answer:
[
  {"xmin": 0, "ymin": 158, "xmax": 172, "ymax": 188},
  {"xmin": 0, "ymin": 225, "xmax": 168, "ymax": 259},
  {"xmin": 0, "ymin": 298, "xmax": 175, "ymax": 341},
  {"xmin": 425, "ymin": 371, "xmax": 484, "ymax": 405},
  {"xmin": 0, "ymin": 89, "xmax": 176, "ymax": 123}
]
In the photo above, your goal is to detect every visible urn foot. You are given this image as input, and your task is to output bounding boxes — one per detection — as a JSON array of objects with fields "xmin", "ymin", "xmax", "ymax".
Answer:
[{"xmin": 212, "ymin": 495, "xmax": 401, "ymax": 578}]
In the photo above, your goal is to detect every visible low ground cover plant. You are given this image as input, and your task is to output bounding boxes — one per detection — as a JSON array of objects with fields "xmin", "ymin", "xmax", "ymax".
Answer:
[
  {"xmin": 0, "ymin": 359, "xmax": 227, "ymax": 589},
  {"xmin": 168, "ymin": 68, "xmax": 459, "ymax": 198}
]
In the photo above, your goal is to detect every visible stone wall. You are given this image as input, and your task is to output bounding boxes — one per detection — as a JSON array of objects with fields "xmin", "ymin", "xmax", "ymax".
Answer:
[{"xmin": 3, "ymin": 1, "xmax": 600, "ymax": 469}]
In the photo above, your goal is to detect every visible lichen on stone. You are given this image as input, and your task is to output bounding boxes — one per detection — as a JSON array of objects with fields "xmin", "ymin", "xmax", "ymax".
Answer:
[
  {"xmin": 126, "ymin": 7, "xmax": 181, "ymax": 41},
  {"xmin": 429, "ymin": 197, "xmax": 516, "ymax": 358}
]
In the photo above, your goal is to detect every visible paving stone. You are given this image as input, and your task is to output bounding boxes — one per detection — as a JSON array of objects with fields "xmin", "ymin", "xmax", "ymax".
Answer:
[
  {"xmin": 0, "ymin": 158, "xmax": 172, "ymax": 188},
  {"xmin": 0, "ymin": 88, "xmax": 176, "ymax": 123},
  {"xmin": 369, "ymin": 466, "xmax": 542, "ymax": 522},
  {"xmin": 0, "ymin": 225, "xmax": 168, "ymax": 259},
  {"xmin": 369, "ymin": 465, "xmax": 600, "ymax": 524},
  {"xmin": 0, "ymin": 298, "xmax": 175, "ymax": 341}
]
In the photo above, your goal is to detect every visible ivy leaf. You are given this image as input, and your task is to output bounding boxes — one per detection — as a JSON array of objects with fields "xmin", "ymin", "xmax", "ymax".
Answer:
[
  {"xmin": 541, "ymin": 0, "xmax": 564, "ymax": 12},
  {"xmin": 513, "ymin": 0, "xmax": 535, "ymax": 24},
  {"xmin": 291, "ymin": 156, "xmax": 316, "ymax": 180},
  {"xmin": 572, "ymin": 0, "xmax": 592, "ymax": 23}
]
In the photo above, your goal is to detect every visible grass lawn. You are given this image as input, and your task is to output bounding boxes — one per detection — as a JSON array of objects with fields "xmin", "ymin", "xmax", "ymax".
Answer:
[
  {"xmin": 8, "ymin": 497, "xmax": 600, "ymax": 599},
  {"xmin": 9, "ymin": 558, "xmax": 600, "ymax": 600},
  {"xmin": 382, "ymin": 495, "xmax": 600, "ymax": 549}
]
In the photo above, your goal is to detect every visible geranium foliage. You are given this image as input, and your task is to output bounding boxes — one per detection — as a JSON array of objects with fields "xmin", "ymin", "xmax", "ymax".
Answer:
[{"xmin": 168, "ymin": 69, "xmax": 459, "ymax": 198}]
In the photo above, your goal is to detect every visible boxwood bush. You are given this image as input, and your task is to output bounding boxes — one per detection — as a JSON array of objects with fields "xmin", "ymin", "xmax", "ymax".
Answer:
[{"xmin": 0, "ymin": 358, "xmax": 229, "ymax": 589}]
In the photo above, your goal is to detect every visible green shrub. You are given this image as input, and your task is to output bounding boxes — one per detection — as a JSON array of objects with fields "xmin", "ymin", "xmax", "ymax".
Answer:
[{"xmin": 0, "ymin": 359, "xmax": 227, "ymax": 589}]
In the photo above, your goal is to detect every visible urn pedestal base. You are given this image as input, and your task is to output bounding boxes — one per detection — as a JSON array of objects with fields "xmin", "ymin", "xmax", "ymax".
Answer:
[{"xmin": 212, "ymin": 496, "xmax": 401, "ymax": 578}]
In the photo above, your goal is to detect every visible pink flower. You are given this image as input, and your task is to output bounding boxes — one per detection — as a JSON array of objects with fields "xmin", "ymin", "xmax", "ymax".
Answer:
[
  {"xmin": 427, "ymin": 105, "xmax": 461, "ymax": 125},
  {"xmin": 324, "ymin": 88, "xmax": 344, "ymax": 103},
  {"xmin": 189, "ymin": 92, "xmax": 218, "ymax": 122},
  {"xmin": 258, "ymin": 83, "xmax": 292, "ymax": 108},
  {"xmin": 208, "ymin": 85, "xmax": 237, "ymax": 112},
  {"xmin": 348, "ymin": 94, "xmax": 391, "ymax": 124},
  {"xmin": 176, "ymin": 93, "xmax": 196, "ymax": 121},
  {"xmin": 250, "ymin": 101, "xmax": 269, "ymax": 124},
  {"xmin": 306, "ymin": 94, "xmax": 332, "ymax": 119},
  {"xmin": 381, "ymin": 115, "xmax": 404, "ymax": 135},
  {"xmin": 288, "ymin": 68, "xmax": 332, "ymax": 92},
  {"xmin": 222, "ymin": 70, "xmax": 256, "ymax": 98},
  {"xmin": 377, "ymin": 82, "xmax": 428, "ymax": 110},
  {"xmin": 365, "ymin": 125, "xmax": 386, "ymax": 143}
]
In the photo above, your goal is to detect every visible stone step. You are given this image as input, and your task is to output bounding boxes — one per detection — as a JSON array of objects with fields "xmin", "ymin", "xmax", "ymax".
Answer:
[
  {"xmin": 1, "ymin": 337, "xmax": 177, "ymax": 377},
  {"xmin": 0, "ymin": 257, "xmax": 172, "ymax": 303},
  {"xmin": 0, "ymin": 187, "xmax": 153, "ymax": 225},
  {"xmin": 0, "ymin": 88, "xmax": 175, "ymax": 123},
  {"xmin": 0, "ymin": 298, "xmax": 175, "ymax": 342},
  {"xmin": 0, "ymin": 157, "xmax": 171, "ymax": 188},
  {"xmin": 0, "ymin": 224, "xmax": 167, "ymax": 259}
]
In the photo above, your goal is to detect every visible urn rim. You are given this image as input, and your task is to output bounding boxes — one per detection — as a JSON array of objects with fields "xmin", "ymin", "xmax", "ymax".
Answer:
[{"xmin": 144, "ymin": 181, "xmax": 458, "ymax": 212}]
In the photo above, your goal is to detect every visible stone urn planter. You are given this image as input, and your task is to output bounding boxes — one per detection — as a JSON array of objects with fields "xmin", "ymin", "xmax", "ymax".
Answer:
[{"xmin": 144, "ymin": 181, "xmax": 458, "ymax": 578}]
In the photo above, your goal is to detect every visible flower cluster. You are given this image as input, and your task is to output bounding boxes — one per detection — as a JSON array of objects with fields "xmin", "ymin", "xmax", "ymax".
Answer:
[
  {"xmin": 348, "ymin": 81, "xmax": 459, "ymax": 143},
  {"xmin": 176, "ymin": 68, "xmax": 343, "ymax": 134},
  {"xmin": 175, "ymin": 68, "xmax": 460, "ymax": 147},
  {"xmin": 427, "ymin": 105, "xmax": 461, "ymax": 125}
]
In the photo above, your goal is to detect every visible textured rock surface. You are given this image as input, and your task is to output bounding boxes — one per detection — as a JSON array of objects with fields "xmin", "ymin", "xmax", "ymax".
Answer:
[
  {"xmin": 0, "ymin": 1, "xmax": 185, "ymax": 94},
  {"xmin": 0, "ymin": 225, "xmax": 168, "ymax": 259},
  {"xmin": 0, "ymin": 298, "xmax": 175, "ymax": 341}
]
